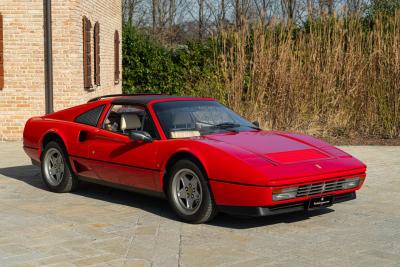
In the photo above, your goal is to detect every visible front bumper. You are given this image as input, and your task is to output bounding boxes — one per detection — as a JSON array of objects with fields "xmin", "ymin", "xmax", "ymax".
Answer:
[{"xmin": 218, "ymin": 191, "xmax": 356, "ymax": 217}]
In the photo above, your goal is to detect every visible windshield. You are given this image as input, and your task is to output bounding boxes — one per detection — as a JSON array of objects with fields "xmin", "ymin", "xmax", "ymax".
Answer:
[{"xmin": 152, "ymin": 100, "xmax": 258, "ymax": 139}]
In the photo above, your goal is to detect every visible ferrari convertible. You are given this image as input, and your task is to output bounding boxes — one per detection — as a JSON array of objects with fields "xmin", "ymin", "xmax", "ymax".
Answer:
[{"xmin": 23, "ymin": 94, "xmax": 367, "ymax": 223}]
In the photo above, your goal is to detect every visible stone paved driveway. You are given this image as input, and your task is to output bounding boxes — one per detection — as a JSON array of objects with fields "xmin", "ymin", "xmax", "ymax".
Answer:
[{"xmin": 0, "ymin": 142, "xmax": 399, "ymax": 267}]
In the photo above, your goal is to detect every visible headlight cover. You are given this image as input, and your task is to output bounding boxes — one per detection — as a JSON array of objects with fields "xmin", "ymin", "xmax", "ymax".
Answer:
[
  {"xmin": 272, "ymin": 187, "xmax": 298, "ymax": 201},
  {"xmin": 342, "ymin": 177, "xmax": 361, "ymax": 189}
]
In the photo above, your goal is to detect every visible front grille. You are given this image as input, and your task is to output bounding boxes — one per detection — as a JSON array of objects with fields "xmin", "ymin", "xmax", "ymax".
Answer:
[{"xmin": 296, "ymin": 179, "xmax": 347, "ymax": 197}]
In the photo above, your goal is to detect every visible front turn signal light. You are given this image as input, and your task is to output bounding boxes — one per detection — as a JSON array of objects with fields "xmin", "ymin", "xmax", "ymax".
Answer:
[
  {"xmin": 272, "ymin": 187, "xmax": 298, "ymax": 201},
  {"xmin": 342, "ymin": 177, "xmax": 361, "ymax": 189}
]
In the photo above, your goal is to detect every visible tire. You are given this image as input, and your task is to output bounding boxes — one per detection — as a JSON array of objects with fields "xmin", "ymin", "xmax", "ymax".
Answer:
[
  {"xmin": 167, "ymin": 159, "xmax": 217, "ymax": 223},
  {"xmin": 41, "ymin": 141, "xmax": 78, "ymax": 193}
]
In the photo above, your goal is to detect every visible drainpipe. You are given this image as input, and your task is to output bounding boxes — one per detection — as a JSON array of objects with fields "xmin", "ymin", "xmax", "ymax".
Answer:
[{"xmin": 43, "ymin": 0, "xmax": 53, "ymax": 114}]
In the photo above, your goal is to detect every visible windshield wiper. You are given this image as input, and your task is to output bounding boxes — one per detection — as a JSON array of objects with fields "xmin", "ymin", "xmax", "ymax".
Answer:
[
  {"xmin": 211, "ymin": 122, "xmax": 260, "ymax": 130},
  {"xmin": 211, "ymin": 122, "xmax": 241, "ymax": 129}
]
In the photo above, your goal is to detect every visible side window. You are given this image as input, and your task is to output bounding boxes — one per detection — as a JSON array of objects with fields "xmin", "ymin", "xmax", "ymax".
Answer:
[
  {"xmin": 75, "ymin": 105, "xmax": 105, "ymax": 127},
  {"xmin": 102, "ymin": 105, "xmax": 157, "ymax": 138}
]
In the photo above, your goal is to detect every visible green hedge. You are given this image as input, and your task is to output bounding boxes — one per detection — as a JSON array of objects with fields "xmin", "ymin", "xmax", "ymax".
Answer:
[{"xmin": 122, "ymin": 25, "xmax": 218, "ymax": 96}]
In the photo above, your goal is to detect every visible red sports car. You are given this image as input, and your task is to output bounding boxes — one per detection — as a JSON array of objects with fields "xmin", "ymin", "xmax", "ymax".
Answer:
[{"xmin": 23, "ymin": 94, "xmax": 367, "ymax": 223}]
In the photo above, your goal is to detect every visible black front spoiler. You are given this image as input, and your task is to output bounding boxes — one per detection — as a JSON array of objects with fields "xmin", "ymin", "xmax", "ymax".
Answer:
[{"xmin": 218, "ymin": 192, "xmax": 356, "ymax": 217}]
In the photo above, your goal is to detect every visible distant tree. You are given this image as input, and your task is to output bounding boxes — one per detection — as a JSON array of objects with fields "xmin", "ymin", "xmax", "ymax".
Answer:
[
  {"xmin": 123, "ymin": 0, "xmax": 145, "ymax": 25},
  {"xmin": 169, "ymin": 0, "xmax": 176, "ymax": 27},
  {"xmin": 198, "ymin": 0, "xmax": 205, "ymax": 38},
  {"xmin": 219, "ymin": 0, "xmax": 226, "ymax": 28},
  {"xmin": 346, "ymin": 0, "xmax": 363, "ymax": 16},
  {"xmin": 235, "ymin": 0, "xmax": 242, "ymax": 27},
  {"xmin": 371, "ymin": 0, "xmax": 400, "ymax": 16},
  {"xmin": 281, "ymin": 0, "xmax": 297, "ymax": 24},
  {"xmin": 152, "ymin": 0, "xmax": 160, "ymax": 30},
  {"xmin": 254, "ymin": 0, "xmax": 272, "ymax": 24},
  {"xmin": 307, "ymin": 0, "xmax": 315, "ymax": 20}
]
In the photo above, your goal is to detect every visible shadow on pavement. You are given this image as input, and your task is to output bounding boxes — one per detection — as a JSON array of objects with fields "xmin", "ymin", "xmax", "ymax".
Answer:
[
  {"xmin": 210, "ymin": 209, "xmax": 334, "ymax": 229},
  {"xmin": 0, "ymin": 165, "xmax": 334, "ymax": 229},
  {"xmin": 0, "ymin": 165, "xmax": 176, "ymax": 221}
]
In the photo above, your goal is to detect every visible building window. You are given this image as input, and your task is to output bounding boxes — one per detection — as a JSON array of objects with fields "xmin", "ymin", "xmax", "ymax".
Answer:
[
  {"xmin": 114, "ymin": 30, "xmax": 120, "ymax": 84},
  {"xmin": 94, "ymin": 22, "xmax": 100, "ymax": 86},
  {"xmin": 83, "ymin": 16, "xmax": 92, "ymax": 89},
  {"xmin": 0, "ymin": 13, "xmax": 4, "ymax": 89}
]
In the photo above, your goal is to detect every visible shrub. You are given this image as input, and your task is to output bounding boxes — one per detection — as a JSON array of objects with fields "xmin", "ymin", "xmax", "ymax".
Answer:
[{"xmin": 122, "ymin": 25, "xmax": 218, "ymax": 95}]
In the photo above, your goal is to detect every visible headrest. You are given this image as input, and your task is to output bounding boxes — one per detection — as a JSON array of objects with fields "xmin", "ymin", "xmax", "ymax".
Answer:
[
  {"xmin": 120, "ymin": 113, "xmax": 141, "ymax": 131},
  {"xmin": 172, "ymin": 112, "xmax": 193, "ymax": 128}
]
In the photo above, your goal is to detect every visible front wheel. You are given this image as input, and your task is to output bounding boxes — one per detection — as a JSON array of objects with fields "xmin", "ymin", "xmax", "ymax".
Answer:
[
  {"xmin": 167, "ymin": 159, "xmax": 217, "ymax": 223},
  {"xmin": 41, "ymin": 141, "xmax": 78, "ymax": 193}
]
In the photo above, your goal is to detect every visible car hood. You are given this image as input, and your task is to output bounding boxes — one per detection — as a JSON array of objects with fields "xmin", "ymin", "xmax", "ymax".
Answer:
[
  {"xmin": 202, "ymin": 130, "xmax": 336, "ymax": 165},
  {"xmin": 194, "ymin": 131, "xmax": 366, "ymax": 186}
]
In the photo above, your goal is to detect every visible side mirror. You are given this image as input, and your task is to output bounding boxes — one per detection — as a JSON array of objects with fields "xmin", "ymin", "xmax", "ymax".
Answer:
[
  {"xmin": 128, "ymin": 130, "xmax": 153, "ymax": 143},
  {"xmin": 252, "ymin": 121, "xmax": 260, "ymax": 128}
]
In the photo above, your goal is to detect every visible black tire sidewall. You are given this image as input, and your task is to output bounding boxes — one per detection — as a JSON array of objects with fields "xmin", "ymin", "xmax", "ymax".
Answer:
[
  {"xmin": 41, "ymin": 141, "xmax": 76, "ymax": 193},
  {"xmin": 167, "ymin": 159, "xmax": 216, "ymax": 223}
]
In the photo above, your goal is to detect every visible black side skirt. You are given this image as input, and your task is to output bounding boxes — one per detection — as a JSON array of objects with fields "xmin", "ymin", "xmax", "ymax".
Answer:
[
  {"xmin": 77, "ymin": 175, "xmax": 166, "ymax": 199},
  {"xmin": 218, "ymin": 192, "xmax": 357, "ymax": 217}
]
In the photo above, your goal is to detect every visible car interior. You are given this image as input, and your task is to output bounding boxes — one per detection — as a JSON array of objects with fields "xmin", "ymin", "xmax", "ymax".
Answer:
[
  {"xmin": 103, "ymin": 105, "xmax": 210, "ymax": 139},
  {"xmin": 156, "ymin": 111, "xmax": 202, "ymax": 138},
  {"xmin": 103, "ymin": 105, "xmax": 156, "ymax": 137}
]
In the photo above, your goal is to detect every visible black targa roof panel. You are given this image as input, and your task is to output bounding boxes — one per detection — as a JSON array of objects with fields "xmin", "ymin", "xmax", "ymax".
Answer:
[{"xmin": 111, "ymin": 95, "xmax": 208, "ymax": 105}]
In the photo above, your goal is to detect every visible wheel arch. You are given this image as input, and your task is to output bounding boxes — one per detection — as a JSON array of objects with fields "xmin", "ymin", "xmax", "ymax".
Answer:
[
  {"xmin": 40, "ymin": 130, "xmax": 68, "ymax": 159},
  {"xmin": 162, "ymin": 151, "xmax": 209, "ymax": 194}
]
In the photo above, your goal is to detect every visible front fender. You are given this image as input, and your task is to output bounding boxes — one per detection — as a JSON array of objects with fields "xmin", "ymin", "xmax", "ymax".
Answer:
[{"xmin": 157, "ymin": 139, "xmax": 273, "ymax": 189}]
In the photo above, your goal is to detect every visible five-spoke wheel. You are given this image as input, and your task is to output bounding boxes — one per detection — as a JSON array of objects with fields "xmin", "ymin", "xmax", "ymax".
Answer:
[
  {"xmin": 168, "ymin": 159, "xmax": 217, "ymax": 223},
  {"xmin": 171, "ymin": 169, "xmax": 203, "ymax": 215},
  {"xmin": 41, "ymin": 141, "xmax": 78, "ymax": 193},
  {"xmin": 43, "ymin": 148, "xmax": 65, "ymax": 186}
]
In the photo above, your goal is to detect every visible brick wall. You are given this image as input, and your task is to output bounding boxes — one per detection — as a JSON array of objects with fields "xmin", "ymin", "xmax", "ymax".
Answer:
[
  {"xmin": 0, "ymin": 0, "xmax": 122, "ymax": 141},
  {"xmin": 0, "ymin": 1, "xmax": 45, "ymax": 141},
  {"xmin": 52, "ymin": 0, "xmax": 122, "ymax": 110}
]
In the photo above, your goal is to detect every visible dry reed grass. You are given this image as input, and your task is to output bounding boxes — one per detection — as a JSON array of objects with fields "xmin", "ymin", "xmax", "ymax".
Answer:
[{"xmin": 211, "ymin": 13, "xmax": 400, "ymax": 139}]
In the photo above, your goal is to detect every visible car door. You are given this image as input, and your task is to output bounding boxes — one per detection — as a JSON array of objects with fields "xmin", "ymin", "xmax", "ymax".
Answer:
[{"xmin": 87, "ymin": 104, "xmax": 161, "ymax": 191}]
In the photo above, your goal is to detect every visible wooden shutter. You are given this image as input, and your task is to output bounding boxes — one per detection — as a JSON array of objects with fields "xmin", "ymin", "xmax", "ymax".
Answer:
[
  {"xmin": 94, "ymin": 22, "xmax": 100, "ymax": 86},
  {"xmin": 83, "ymin": 17, "xmax": 92, "ymax": 89},
  {"xmin": 0, "ymin": 14, "xmax": 4, "ymax": 89},
  {"xmin": 114, "ymin": 30, "xmax": 120, "ymax": 83}
]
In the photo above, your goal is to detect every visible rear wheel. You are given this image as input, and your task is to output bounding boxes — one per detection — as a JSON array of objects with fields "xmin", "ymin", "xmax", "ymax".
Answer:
[
  {"xmin": 167, "ymin": 159, "xmax": 217, "ymax": 223},
  {"xmin": 41, "ymin": 141, "xmax": 78, "ymax": 193}
]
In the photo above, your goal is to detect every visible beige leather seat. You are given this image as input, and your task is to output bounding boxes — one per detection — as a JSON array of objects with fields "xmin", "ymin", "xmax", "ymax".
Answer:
[
  {"xmin": 120, "ymin": 113, "xmax": 141, "ymax": 133},
  {"xmin": 169, "ymin": 112, "xmax": 200, "ymax": 139},
  {"xmin": 172, "ymin": 112, "xmax": 193, "ymax": 129}
]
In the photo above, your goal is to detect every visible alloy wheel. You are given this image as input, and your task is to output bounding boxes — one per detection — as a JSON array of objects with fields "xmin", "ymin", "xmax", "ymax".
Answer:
[
  {"xmin": 171, "ymin": 168, "xmax": 203, "ymax": 215},
  {"xmin": 43, "ymin": 148, "xmax": 65, "ymax": 186}
]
